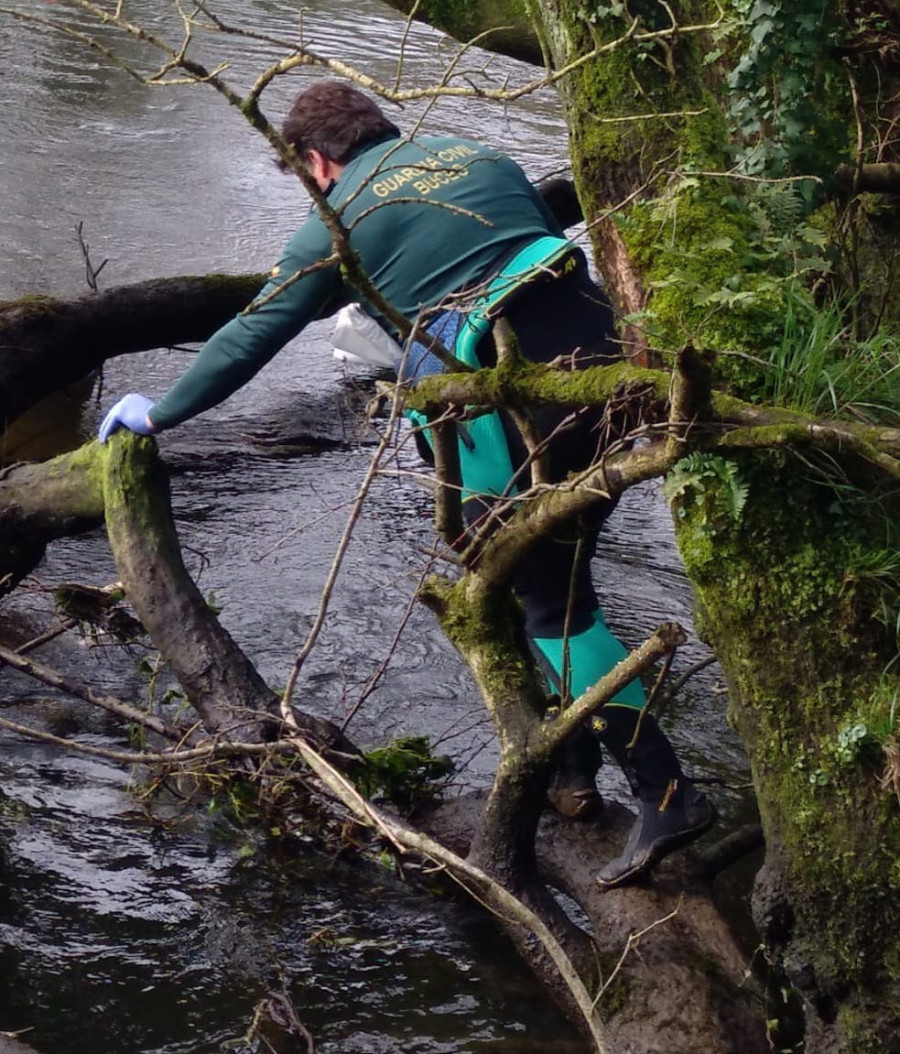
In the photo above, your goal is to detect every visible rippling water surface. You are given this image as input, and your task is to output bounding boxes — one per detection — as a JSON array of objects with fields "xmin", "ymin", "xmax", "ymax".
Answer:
[{"xmin": 0, "ymin": 3, "xmax": 751, "ymax": 1051}]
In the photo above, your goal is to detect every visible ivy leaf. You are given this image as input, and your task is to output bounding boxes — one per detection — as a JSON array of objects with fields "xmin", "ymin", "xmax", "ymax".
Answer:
[{"xmin": 750, "ymin": 16, "xmax": 776, "ymax": 45}]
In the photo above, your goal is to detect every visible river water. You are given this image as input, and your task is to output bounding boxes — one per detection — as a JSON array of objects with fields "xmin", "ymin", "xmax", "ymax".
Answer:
[{"xmin": 0, "ymin": 2, "xmax": 754, "ymax": 1051}]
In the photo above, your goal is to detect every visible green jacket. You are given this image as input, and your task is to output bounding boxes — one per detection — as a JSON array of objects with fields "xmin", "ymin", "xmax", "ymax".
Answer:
[{"xmin": 150, "ymin": 133, "xmax": 564, "ymax": 430}]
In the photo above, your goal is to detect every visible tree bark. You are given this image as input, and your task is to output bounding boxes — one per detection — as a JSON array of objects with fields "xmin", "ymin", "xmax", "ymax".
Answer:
[
  {"xmin": 421, "ymin": 792, "xmax": 769, "ymax": 1053},
  {"xmin": 0, "ymin": 274, "xmax": 264, "ymax": 428},
  {"xmin": 0, "ymin": 445, "xmax": 104, "ymax": 593},
  {"xmin": 675, "ymin": 457, "xmax": 900, "ymax": 1052},
  {"xmin": 0, "ymin": 437, "xmax": 359, "ymax": 759},
  {"xmin": 377, "ymin": 0, "xmax": 542, "ymax": 66}
]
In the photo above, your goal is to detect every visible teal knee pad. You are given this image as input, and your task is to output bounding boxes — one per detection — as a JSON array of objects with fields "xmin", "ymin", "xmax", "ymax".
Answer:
[
  {"xmin": 457, "ymin": 410, "xmax": 517, "ymax": 502},
  {"xmin": 534, "ymin": 610, "xmax": 646, "ymax": 709},
  {"xmin": 405, "ymin": 407, "xmax": 517, "ymax": 503}
]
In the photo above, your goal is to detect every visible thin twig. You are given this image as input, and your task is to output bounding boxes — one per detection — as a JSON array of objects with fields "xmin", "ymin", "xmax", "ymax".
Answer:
[
  {"xmin": 593, "ymin": 897, "xmax": 684, "ymax": 1008},
  {"xmin": 280, "ymin": 374, "xmax": 410, "ymax": 712},
  {"xmin": 279, "ymin": 726, "xmax": 608, "ymax": 1052},
  {"xmin": 0, "ymin": 644, "xmax": 185, "ymax": 743}
]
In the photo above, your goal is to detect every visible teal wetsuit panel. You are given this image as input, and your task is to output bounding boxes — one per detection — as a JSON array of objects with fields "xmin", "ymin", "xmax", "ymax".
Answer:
[
  {"xmin": 534, "ymin": 610, "xmax": 647, "ymax": 710},
  {"xmin": 403, "ymin": 315, "xmax": 516, "ymax": 502},
  {"xmin": 404, "ymin": 236, "xmax": 576, "ymax": 503}
]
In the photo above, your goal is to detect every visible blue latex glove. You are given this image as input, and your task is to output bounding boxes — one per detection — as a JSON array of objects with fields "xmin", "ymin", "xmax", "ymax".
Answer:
[{"xmin": 98, "ymin": 393, "xmax": 156, "ymax": 443}]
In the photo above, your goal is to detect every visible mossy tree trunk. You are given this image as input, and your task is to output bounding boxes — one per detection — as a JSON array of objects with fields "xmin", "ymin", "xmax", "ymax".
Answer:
[
  {"xmin": 674, "ymin": 455, "xmax": 900, "ymax": 1052},
  {"xmin": 382, "ymin": 0, "xmax": 900, "ymax": 1046},
  {"xmin": 521, "ymin": 2, "xmax": 900, "ymax": 1049}
]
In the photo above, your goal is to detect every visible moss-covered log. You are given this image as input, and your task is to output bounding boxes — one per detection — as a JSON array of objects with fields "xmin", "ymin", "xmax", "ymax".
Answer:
[
  {"xmin": 101, "ymin": 432, "xmax": 279, "ymax": 740},
  {"xmin": 377, "ymin": 0, "xmax": 542, "ymax": 65},
  {"xmin": 0, "ymin": 273, "xmax": 264, "ymax": 429},
  {"xmin": 0, "ymin": 445, "xmax": 105, "ymax": 593},
  {"xmin": 0, "ymin": 436, "xmax": 358, "ymax": 759}
]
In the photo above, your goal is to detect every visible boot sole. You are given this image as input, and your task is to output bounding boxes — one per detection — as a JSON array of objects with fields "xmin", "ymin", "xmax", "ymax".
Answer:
[{"xmin": 595, "ymin": 800, "xmax": 718, "ymax": 889}]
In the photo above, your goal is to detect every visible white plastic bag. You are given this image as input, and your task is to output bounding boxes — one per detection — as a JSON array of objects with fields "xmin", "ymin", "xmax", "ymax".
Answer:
[{"xmin": 332, "ymin": 303, "xmax": 403, "ymax": 369}]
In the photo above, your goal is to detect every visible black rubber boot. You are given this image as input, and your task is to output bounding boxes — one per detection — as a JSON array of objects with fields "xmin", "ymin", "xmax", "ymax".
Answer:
[
  {"xmin": 546, "ymin": 722, "xmax": 604, "ymax": 821},
  {"xmin": 593, "ymin": 705, "xmax": 716, "ymax": 888}
]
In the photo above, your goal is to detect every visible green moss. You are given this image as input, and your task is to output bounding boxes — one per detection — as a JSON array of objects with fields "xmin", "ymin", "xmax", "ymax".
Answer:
[
  {"xmin": 548, "ymin": 1, "xmax": 800, "ymax": 390},
  {"xmin": 0, "ymin": 292, "xmax": 57, "ymax": 314},
  {"xmin": 406, "ymin": 358, "xmax": 671, "ymax": 418},
  {"xmin": 429, "ymin": 577, "xmax": 528, "ymax": 674},
  {"xmin": 405, "ymin": 0, "xmax": 539, "ymax": 62},
  {"xmin": 592, "ymin": 949, "xmax": 630, "ymax": 1019},
  {"xmin": 557, "ymin": 1, "xmax": 729, "ymax": 197},
  {"xmin": 671, "ymin": 450, "xmax": 900, "ymax": 1042},
  {"xmin": 617, "ymin": 183, "xmax": 806, "ymax": 380},
  {"xmin": 100, "ymin": 431, "xmax": 175, "ymax": 540},
  {"xmin": 419, "ymin": 573, "xmax": 549, "ymax": 746}
]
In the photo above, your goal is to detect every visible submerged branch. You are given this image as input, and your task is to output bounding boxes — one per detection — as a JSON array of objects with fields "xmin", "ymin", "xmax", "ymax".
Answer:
[
  {"xmin": 282, "ymin": 724, "xmax": 609, "ymax": 1052},
  {"xmin": 691, "ymin": 824, "xmax": 766, "ymax": 881},
  {"xmin": 0, "ymin": 644, "xmax": 186, "ymax": 744}
]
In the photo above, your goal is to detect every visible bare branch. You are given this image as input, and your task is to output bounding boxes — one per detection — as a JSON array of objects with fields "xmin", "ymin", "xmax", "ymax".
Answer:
[
  {"xmin": 279, "ymin": 372, "xmax": 411, "ymax": 712},
  {"xmin": 0, "ymin": 643, "xmax": 186, "ymax": 744},
  {"xmin": 278, "ymin": 726, "xmax": 609, "ymax": 1052}
]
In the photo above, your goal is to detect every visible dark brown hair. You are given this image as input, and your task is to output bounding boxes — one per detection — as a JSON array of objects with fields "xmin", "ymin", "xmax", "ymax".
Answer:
[{"xmin": 281, "ymin": 80, "xmax": 400, "ymax": 166}]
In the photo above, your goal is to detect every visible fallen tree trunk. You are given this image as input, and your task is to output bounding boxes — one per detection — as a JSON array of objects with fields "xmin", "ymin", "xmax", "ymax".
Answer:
[
  {"xmin": 421, "ymin": 792, "xmax": 768, "ymax": 1053},
  {"xmin": 102, "ymin": 433, "xmax": 281, "ymax": 741},
  {"xmin": 377, "ymin": 0, "xmax": 542, "ymax": 66},
  {"xmin": 0, "ymin": 445, "xmax": 104, "ymax": 593},
  {"xmin": 0, "ymin": 274, "xmax": 264, "ymax": 428}
]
